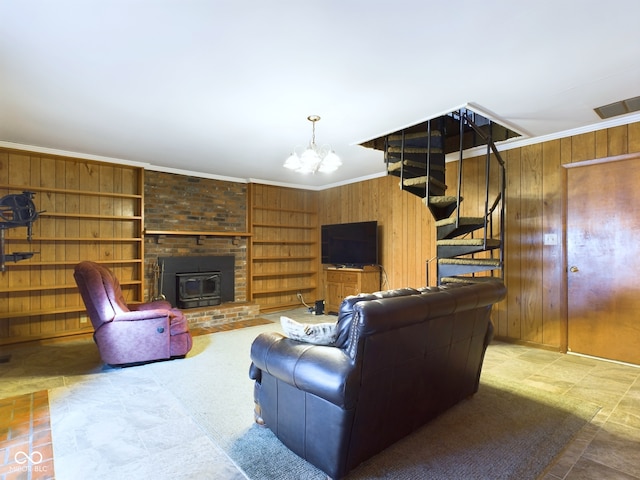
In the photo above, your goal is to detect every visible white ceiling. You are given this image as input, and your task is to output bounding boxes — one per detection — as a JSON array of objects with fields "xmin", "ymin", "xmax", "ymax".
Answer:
[{"xmin": 2, "ymin": 1, "xmax": 640, "ymax": 189}]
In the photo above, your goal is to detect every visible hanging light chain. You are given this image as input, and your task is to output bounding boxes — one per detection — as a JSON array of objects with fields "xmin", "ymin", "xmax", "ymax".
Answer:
[{"xmin": 307, "ymin": 115, "xmax": 320, "ymax": 147}]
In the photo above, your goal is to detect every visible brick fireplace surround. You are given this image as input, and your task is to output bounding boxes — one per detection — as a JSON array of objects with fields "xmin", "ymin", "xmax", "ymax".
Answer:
[{"xmin": 144, "ymin": 171, "xmax": 259, "ymax": 329}]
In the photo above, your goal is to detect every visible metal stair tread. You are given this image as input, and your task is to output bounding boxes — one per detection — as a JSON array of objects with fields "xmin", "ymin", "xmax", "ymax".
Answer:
[
  {"xmin": 435, "ymin": 216, "xmax": 484, "ymax": 227},
  {"xmin": 378, "ymin": 108, "xmax": 507, "ymax": 286},
  {"xmin": 387, "ymin": 146, "xmax": 444, "ymax": 154},
  {"xmin": 387, "ymin": 131, "xmax": 442, "ymax": 142},
  {"xmin": 425, "ymin": 195, "xmax": 460, "ymax": 206},
  {"xmin": 438, "ymin": 257, "xmax": 501, "ymax": 266},
  {"xmin": 437, "ymin": 238, "xmax": 501, "ymax": 247},
  {"xmin": 403, "ymin": 176, "xmax": 447, "ymax": 190},
  {"xmin": 388, "ymin": 160, "xmax": 445, "ymax": 173}
]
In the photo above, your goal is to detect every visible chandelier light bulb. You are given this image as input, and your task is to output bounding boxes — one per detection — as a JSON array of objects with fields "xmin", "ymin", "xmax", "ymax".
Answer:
[
  {"xmin": 284, "ymin": 153, "xmax": 301, "ymax": 170},
  {"xmin": 283, "ymin": 115, "xmax": 341, "ymax": 174}
]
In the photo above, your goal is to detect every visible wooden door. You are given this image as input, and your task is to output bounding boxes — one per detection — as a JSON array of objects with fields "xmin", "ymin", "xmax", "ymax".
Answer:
[{"xmin": 566, "ymin": 155, "xmax": 640, "ymax": 365}]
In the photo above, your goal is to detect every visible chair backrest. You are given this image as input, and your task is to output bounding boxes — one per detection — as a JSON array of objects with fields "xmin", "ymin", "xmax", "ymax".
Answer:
[{"xmin": 74, "ymin": 261, "xmax": 130, "ymax": 329}]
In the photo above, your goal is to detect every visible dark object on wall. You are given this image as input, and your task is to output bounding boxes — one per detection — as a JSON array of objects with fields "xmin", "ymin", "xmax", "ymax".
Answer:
[
  {"xmin": 0, "ymin": 191, "xmax": 42, "ymax": 271},
  {"xmin": 321, "ymin": 221, "xmax": 378, "ymax": 267}
]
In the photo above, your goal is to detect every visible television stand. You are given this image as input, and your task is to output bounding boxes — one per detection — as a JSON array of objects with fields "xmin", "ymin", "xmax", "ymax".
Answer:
[{"xmin": 323, "ymin": 265, "xmax": 381, "ymax": 315}]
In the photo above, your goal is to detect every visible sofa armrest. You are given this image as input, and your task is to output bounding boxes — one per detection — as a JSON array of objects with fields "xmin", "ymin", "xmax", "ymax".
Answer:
[
  {"xmin": 250, "ymin": 332, "xmax": 357, "ymax": 408},
  {"xmin": 113, "ymin": 309, "xmax": 170, "ymax": 322}
]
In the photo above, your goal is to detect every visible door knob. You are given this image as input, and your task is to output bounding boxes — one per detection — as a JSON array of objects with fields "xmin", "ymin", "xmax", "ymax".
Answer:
[{"xmin": 570, "ymin": 266, "xmax": 579, "ymax": 273}]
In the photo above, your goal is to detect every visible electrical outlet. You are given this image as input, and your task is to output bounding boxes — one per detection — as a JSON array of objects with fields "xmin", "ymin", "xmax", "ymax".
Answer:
[
  {"xmin": 80, "ymin": 314, "xmax": 88, "ymax": 324},
  {"xmin": 543, "ymin": 233, "xmax": 558, "ymax": 246}
]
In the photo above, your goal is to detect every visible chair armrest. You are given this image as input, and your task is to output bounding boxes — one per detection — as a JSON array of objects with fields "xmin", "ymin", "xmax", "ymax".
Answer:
[
  {"xmin": 113, "ymin": 309, "xmax": 170, "ymax": 322},
  {"xmin": 130, "ymin": 300, "xmax": 173, "ymax": 311},
  {"xmin": 250, "ymin": 332, "xmax": 357, "ymax": 408}
]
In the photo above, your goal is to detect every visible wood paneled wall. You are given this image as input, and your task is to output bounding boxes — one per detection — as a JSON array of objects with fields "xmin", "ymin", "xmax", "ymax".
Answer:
[
  {"xmin": 3, "ymin": 120, "xmax": 639, "ymax": 349},
  {"xmin": 320, "ymin": 121, "xmax": 640, "ymax": 350},
  {"xmin": 319, "ymin": 175, "xmax": 437, "ymax": 291},
  {"xmin": 0, "ymin": 148, "xmax": 144, "ymax": 345},
  {"xmin": 249, "ymin": 184, "xmax": 320, "ymax": 311}
]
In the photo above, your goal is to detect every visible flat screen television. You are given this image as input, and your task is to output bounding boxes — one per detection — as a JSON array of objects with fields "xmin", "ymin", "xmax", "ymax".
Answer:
[{"xmin": 321, "ymin": 221, "xmax": 378, "ymax": 267}]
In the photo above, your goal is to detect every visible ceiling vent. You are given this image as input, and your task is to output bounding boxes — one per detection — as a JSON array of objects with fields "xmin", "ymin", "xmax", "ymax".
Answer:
[{"xmin": 594, "ymin": 95, "xmax": 640, "ymax": 119}]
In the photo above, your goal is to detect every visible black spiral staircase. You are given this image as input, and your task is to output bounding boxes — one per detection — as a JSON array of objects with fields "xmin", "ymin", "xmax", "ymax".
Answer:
[{"xmin": 362, "ymin": 107, "xmax": 519, "ymax": 285}]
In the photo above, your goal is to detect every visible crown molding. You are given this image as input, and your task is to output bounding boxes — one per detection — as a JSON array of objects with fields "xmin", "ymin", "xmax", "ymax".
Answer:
[
  {"xmin": 4, "ymin": 111, "xmax": 640, "ymax": 188},
  {"xmin": 448, "ymin": 112, "xmax": 640, "ymax": 161}
]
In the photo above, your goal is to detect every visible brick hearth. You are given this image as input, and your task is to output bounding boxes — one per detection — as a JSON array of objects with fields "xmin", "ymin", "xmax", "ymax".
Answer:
[{"xmin": 183, "ymin": 302, "xmax": 260, "ymax": 331}]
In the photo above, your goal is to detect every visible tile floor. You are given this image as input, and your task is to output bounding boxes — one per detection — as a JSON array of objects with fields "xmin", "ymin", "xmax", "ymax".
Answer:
[
  {"xmin": 0, "ymin": 390, "xmax": 53, "ymax": 479},
  {"xmin": 0, "ymin": 318, "xmax": 269, "ymax": 480},
  {"xmin": 0, "ymin": 311, "xmax": 639, "ymax": 479},
  {"xmin": 482, "ymin": 342, "xmax": 640, "ymax": 479}
]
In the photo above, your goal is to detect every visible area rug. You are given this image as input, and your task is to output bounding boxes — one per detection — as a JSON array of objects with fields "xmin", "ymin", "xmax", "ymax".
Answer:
[{"xmin": 151, "ymin": 324, "xmax": 601, "ymax": 480}]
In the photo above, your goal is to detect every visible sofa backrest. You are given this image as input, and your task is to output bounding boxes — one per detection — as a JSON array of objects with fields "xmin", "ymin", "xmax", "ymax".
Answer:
[
  {"xmin": 341, "ymin": 281, "xmax": 506, "ymax": 471},
  {"xmin": 340, "ymin": 281, "xmax": 506, "ymax": 361},
  {"xmin": 334, "ymin": 288, "xmax": 420, "ymax": 349}
]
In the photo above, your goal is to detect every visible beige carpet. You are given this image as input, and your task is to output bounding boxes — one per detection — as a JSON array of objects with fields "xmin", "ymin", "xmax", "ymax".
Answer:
[{"xmin": 153, "ymin": 324, "xmax": 601, "ymax": 479}]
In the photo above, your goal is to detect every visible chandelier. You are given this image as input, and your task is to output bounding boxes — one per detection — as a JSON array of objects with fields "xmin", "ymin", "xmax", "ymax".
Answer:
[{"xmin": 283, "ymin": 115, "xmax": 342, "ymax": 174}]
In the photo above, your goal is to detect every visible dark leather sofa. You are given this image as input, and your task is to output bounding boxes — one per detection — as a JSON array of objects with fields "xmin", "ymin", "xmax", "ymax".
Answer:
[{"xmin": 249, "ymin": 280, "xmax": 507, "ymax": 479}]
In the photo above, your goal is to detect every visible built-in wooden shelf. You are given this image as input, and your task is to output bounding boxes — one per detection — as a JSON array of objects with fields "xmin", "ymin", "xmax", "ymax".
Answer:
[
  {"xmin": 0, "ymin": 183, "xmax": 142, "ymax": 199},
  {"xmin": 1, "ymin": 279, "xmax": 141, "ymax": 294},
  {"xmin": 41, "ymin": 212, "xmax": 142, "ymax": 220},
  {"xmin": 0, "ymin": 306, "xmax": 88, "ymax": 320},
  {"xmin": 27, "ymin": 237, "xmax": 142, "ymax": 242},
  {"xmin": 249, "ymin": 184, "xmax": 320, "ymax": 311},
  {"xmin": 0, "ymin": 156, "xmax": 145, "ymax": 344},
  {"xmin": 252, "ymin": 240, "xmax": 315, "ymax": 245},
  {"xmin": 252, "ymin": 270, "xmax": 316, "ymax": 278},
  {"xmin": 145, "ymin": 230, "xmax": 252, "ymax": 237},
  {"xmin": 1, "ymin": 259, "xmax": 142, "ymax": 268},
  {"xmin": 252, "ymin": 285, "xmax": 316, "ymax": 295},
  {"xmin": 252, "ymin": 256, "xmax": 317, "ymax": 261},
  {"xmin": 252, "ymin": 206, "xmax": 317, "ymax": 215}
]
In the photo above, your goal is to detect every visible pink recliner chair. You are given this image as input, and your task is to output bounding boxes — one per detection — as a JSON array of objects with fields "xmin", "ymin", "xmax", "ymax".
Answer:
[{"xmin": 74, "ymin": 261, "xmax": 193, "ymax": 366}]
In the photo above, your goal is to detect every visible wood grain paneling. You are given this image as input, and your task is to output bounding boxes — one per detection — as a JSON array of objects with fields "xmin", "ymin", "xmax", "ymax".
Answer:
[
  {"xmin": 541, "ymin": 140, "xmax": 563, "ymax": 347},
  {"xmin": 467, "ymin": 122, "xmax": 638, "ymax": 349},
  {"xmin": 520, "ymin": 144, "xmax": 544, "ymax": 344},
  {"xmin": 318, "ymin": 121, "xmax": 640, "ymax": 351},
  {"xmin": 3, "ymin": 119, "xmax": 639, "ymax": 350},
  {"xmin": 249, "ymin": 184, "xmax": 320, "ymax": 311},
  {"xmin": 0, "ymin": 148, "xmax": 144, "ymax": 345},
  {"xmin": 319, "ymin": 175, "xmax": 435, "ymax": 291}
]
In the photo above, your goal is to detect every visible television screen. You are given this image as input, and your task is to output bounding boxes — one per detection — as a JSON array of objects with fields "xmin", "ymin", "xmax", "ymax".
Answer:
[{"xmin": 321, "ymin": 221, "xmax": 378, "ymax": 267}]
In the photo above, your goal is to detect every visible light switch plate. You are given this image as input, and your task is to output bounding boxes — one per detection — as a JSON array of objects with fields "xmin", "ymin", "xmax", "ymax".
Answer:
[{"xmin": 543, "ymin": 233, "xmax": 558, "ymax": 245}]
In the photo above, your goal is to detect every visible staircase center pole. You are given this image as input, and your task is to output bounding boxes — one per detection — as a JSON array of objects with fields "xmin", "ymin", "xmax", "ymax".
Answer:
[
  {"xmin": 483, "ymin": 125, "xmax": 492, "ymax": 246},
  {"xmin": 456, "ymin": 110, "xmax": 464, "ymax": 229}
]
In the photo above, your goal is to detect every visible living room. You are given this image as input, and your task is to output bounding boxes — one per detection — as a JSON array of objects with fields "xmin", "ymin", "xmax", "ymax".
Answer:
[
  {"xmin": 2, "ymin": 1, "xmax": 640, "ymax": 479},
  {"xmin": 2, "ymin": 120, "xmax": 640, "ymax": 479},
  {"xmin": 2, "ymin": 120, "xmax": 639, "ymax": 353}
]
